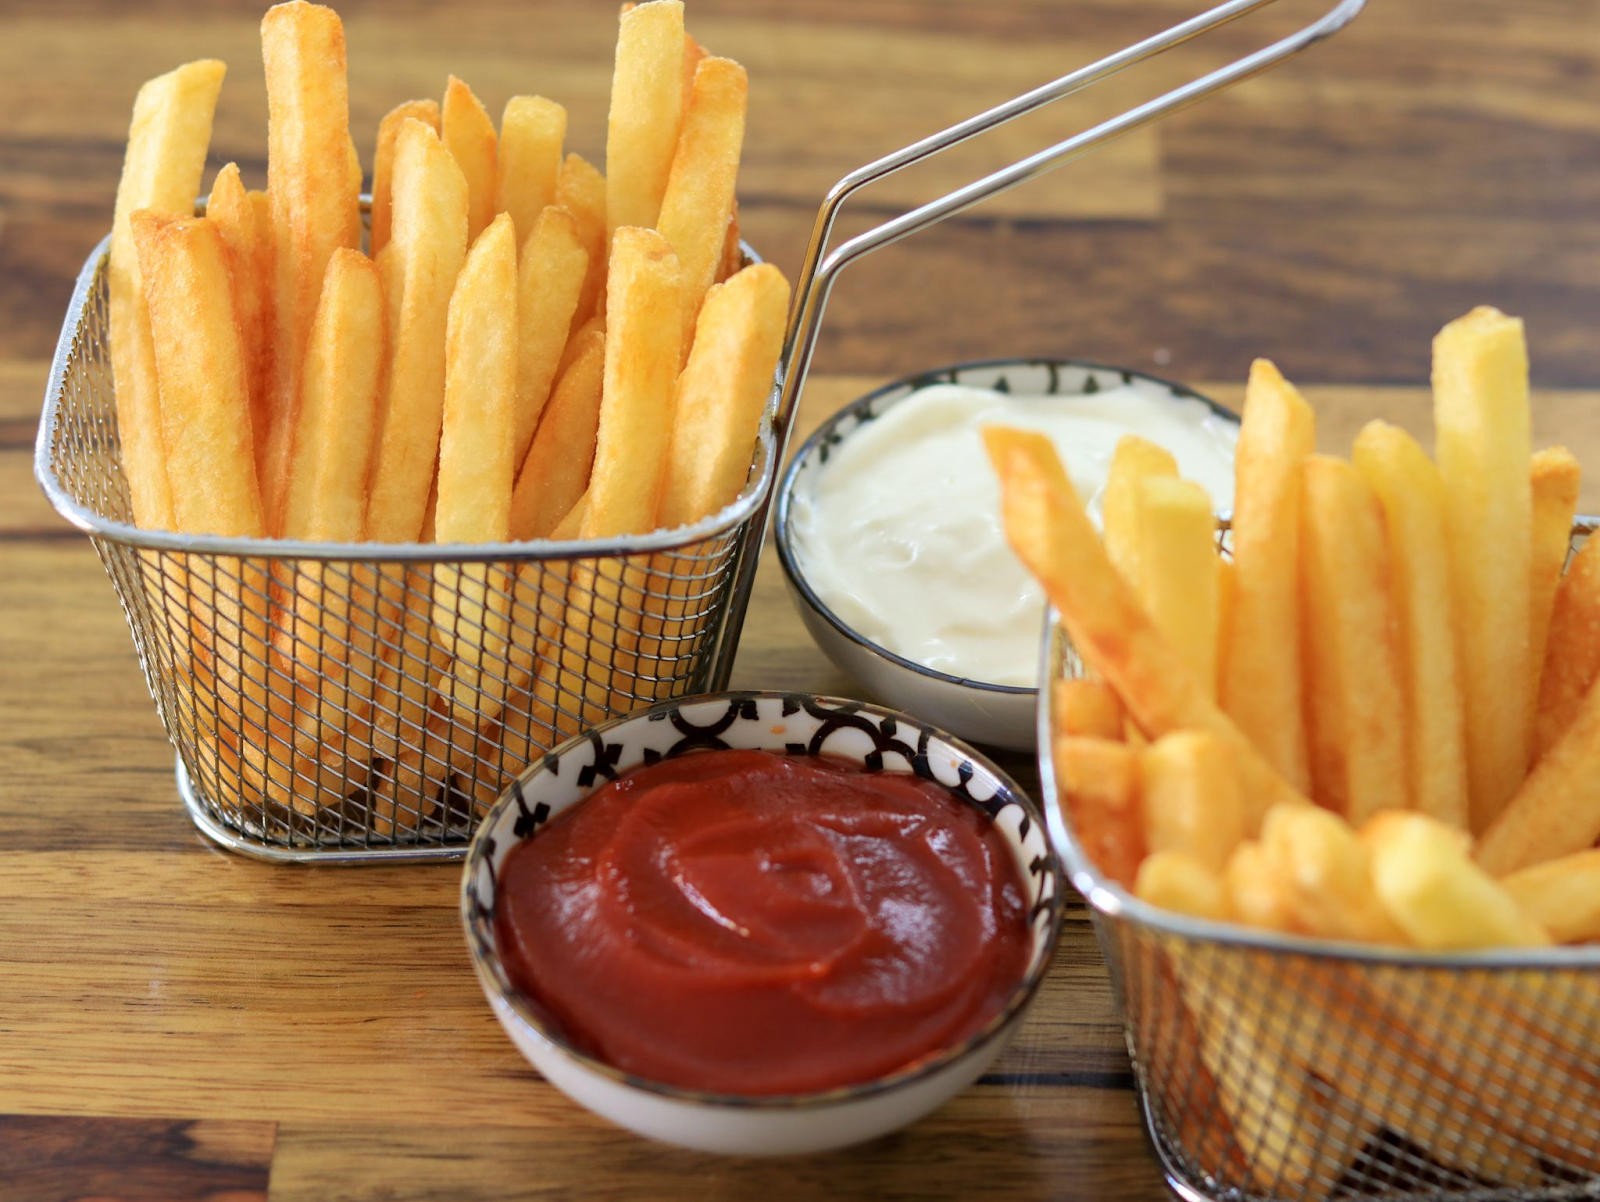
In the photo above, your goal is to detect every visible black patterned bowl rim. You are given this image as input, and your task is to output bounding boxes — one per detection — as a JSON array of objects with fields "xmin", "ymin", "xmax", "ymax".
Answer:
[
  {"xmin": 774, "ymin": 356, "xmax": 1238, "ymax": 700},
  {"xmin": 459, "ymin": 689, "xmax": 1066, "ymax": 1111}
]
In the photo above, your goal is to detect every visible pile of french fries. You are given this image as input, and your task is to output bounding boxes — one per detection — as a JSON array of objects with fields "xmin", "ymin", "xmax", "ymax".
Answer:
[
  {"xmin": 105, "ymin": 0, "xmax": 789, "ymax": 825},
  {"xmin": 987, "ymin": 307, "xmax": 1600, "ymax": 1187}
]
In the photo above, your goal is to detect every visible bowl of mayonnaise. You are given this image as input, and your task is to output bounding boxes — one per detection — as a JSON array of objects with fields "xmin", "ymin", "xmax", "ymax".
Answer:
[{"xmin": 775, "ymin": 357, "xmax": 1240, "ymax": 750}]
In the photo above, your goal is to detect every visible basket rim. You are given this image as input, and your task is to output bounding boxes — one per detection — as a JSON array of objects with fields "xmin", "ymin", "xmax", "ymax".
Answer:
[
  {"xmin": 34, "ymin": 233, "xmax": 780, "ymax": 564},
  {"xmin": 1036, "ymin": 584, "xmax": 1600, "ymax": 972}
]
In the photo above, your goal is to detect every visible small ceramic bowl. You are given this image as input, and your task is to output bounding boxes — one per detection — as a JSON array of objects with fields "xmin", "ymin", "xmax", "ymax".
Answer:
[
  {"xmin": 775, "ymin": 357, "xmax": 1238, "ymax": 751},
  {"xmin": 461, "ymin": 691, "xmax": 1063, "ymax": 1156}
]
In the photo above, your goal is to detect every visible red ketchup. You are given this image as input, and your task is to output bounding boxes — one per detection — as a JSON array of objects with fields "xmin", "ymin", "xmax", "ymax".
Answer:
[{"xmin": 494, "ymin": 749, "xmax": 1031, "ymax": 1095}]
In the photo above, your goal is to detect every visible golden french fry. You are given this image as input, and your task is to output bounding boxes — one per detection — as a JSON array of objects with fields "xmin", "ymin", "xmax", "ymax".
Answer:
[
  {"xmin": 1500, "ymin": 848, "xmax": 1600, "ymax": 943},
  {"xmin": 657, "ymin": 56, "xmax": 747, "ymax": 360},
  {"xmin": 558, "ymin": 312, "xmax": 606, "ymax": 380},
  {"xmin": 248, "ymin": 187, "xmax": 272, "ymax": 276},
  {"xmin": 1351, "ymin": 421, "xmax": 1469, "ymax": 830},
  {"xmin": 259, "ymin": 1, "xmax": 361, "ymax": 534},
  {"xmin": 1220, "ymin": 359, "xmax": 1314, "ymax": 792},
  {"xmin": 583, "ymin": 228, "xmax": 684, "ymax": 539},
  {"xmin": 497, "ymin": 95, "xmax": 566, "ymax": 248},
  {"xmin": 1223, "ymin": 840, "xmax": 1295, "ymax": 932},
  {"xmin": 1529, "ymin": 446, "xmax": 1582, "ymax": 751},
  {"xmin": 205, "ymin": 163, "xmax": 274, "ymax": 457},
  {"xmin": 511, "ymin": 328, "xmax": 604, "ymax": 541},
  {"xmin": 1433, "ymin": 306, "xmax": 1533, "ymax": 832},
  {"xmin": 1053, "ymin": 736, "xmax": 1143, "ymax": 889},
  {"xmin": 367, "ymin": 119, "xmax": 468, "ymax": 544},
  {"xmin": 605, "ymin": 0, "xmax": 685, "ymax": 235},
  {"xmin": 370, "ymin": 98, "xmax": 439, "ymax": 258},
  {"xmin": 1051, "ymin": 678, "xmax": 1123, "ymax": 741},
  {"xmin": 1214, "ymin": 555, "xmax": 1234, "ymax": 699},
  {"xmin": 1535, "ymin": 535, "xmax": 1600, "ymax": 757},
  {"xmin": 270, "ymin": 248, "xmax": 386, "ymax": 811},
  {"xmin": 1479, "ymin": 670, "xmax": 1600, "ymax": 875},
  {"xmin": 657, "ymin": 263, "xmax": 789, "ymax": 529},
  {"xmin": 1299, "ymin": 455, "xmax": 1408, "ymax": 823},
  {"xmin": 1137, "ymin": 477, "xmax": 1220, "ymax": 696},
  {"xmin": 986, "ymin": 426, "xmax": 1308, "ymax": 828},
  {"xmin": 511, "ymin": 205, "xmax": 588, "ymax": 466},
  {"xmin": 1101, "ymin": 434, "xmax": 1176, "ymax": 592},
  {"xmin": 109, "ymin": 58, "xmax": 226, "ymax": 532},
  {"xmin": 1139, "ymin": 731, "xmax": 1244, "ymax": 873},
  {"xmin": 442, "ymin": 75, "xmax": 497, "ymax": 243},
  {"xmin": 682, "ymin": 29, "xmax": 708, "ymax": 114},
  {"xmin": 134, "ymin": 213, "xmax": 271, "ymax": 759},
  {"xmin": 1134, "ymin": 850, "xmax": 1230, "ymax": 921},
  {"xmin": 434, "ymin": 213, "xmax": 519, "ymax": 720},
  {"xmin": 556, "ymin": 153, "xmax": 608, "ymax": 327},
  {"xmin": 1367, "ymin": 811, "xmax": 1551, "ymax": 948},
  {"xmin": 1259, "ymin": 803, "xmax": 1403, "ymax": 943}
]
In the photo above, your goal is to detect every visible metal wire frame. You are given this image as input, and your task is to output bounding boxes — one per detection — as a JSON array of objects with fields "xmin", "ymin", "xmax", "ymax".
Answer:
[
  {"xmin": 1037, "ymin": 522, "xmax": 1600, "ymax": 1202},
  {"xmin": 36, "ymin": 241, "xmax": 771, "ymax": 861}
]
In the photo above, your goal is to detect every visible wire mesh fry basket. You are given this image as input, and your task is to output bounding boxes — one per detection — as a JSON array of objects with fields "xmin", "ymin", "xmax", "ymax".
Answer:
[
  {"xmin": 1039, "ymin": 522, "xmax": 1600, "ymax": 1202},
  {"xmin": 36, "ymin": 0, "xmax": 1367, "ymax": 861}
]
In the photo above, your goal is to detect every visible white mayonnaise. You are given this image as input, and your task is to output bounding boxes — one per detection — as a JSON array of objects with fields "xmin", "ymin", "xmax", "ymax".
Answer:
[{"xmin": 790, "ymin": 380, "xmax": 1238, "ymax": 687}]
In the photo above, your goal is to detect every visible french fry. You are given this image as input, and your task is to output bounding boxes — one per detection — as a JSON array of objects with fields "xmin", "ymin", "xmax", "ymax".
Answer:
[
  {"xmin": 605, "ymin": 0, "xmax": 685, "ymax": 235},
  {"xmin": 1136, "ymin": 477, "xmax": 1220, "ymax": 696},
  {"xmin": 259, "ymin": 1, "xmax": 361, "ymax": 535},
  {"xmin": 986, "ymin": 426, "xmax": 1308, "ymax": 828},
  {"xmin": 1220, "ymin": 360, "xmax": 1314, "ymax": 792},
  {"xmin": 205, "ymin": 163, "xmax": 274, "ymax": 455},
  {"xmin": 248, "ymin": 187, "xmax": 272, "ymax": 275},
  {"xmin": 109, "ymin": 58, "xmax": 226, "ymax": 532},
  {"xmin": 1139, "ymin": 731, "xmax": 1244, "ymax": 872},
  {"xmin": 496, "ymin": 95, "xmax": 566, "ymax": 248},
  {"xmin": 511, "ymin": 205, "xmax": 589, "ymax": 466},
  {"xmin": 682, "ymin": 31, "xmax": 708, "ymax": 112},
  {"xmin": 1478, "ymin": 670, "xmax": 1600, "ymax": 875},
  {"xmin": 1259, "ymin": 803, "xmax": 1403, "ymax": 943},
  {"xmin": 133, "ymin": 213, "xmax": 271, "ymax": 755},
  {"xmin": 1433, "ymin": 306, "xmax": 1532, "ymax": 832},
  {"xmin": 1534, "ymin": 535, "xmax": 1600, "ymax": 757},
  {"xmin": 583, "ymin": 228, "xmax": 684, "ymax": 539},
  {"xmin": 134, "ymin": 215, "xmax": 264, "ymax": 541},
  {"xmin": 657, "ymin": 56, "xmax": 747, "ymax": 360},
  {"xmin": 1367, "ymin": 811, "xmax": 1551, "ymax": 948},
  {"xmin": 370, "ymin": 98, "xmax": 439, "ymax": 258},
  {"xmin": 1223, "ymin": 840, "xmax": 1295, "ymax": 932},
  {"xmin": 1053, "ymin": 736, "xmax": 1142, "ymax": 889},
  {"xmin": 442, "ymin": 75, "xmax": 497, "ymax": 243},
  {"xmin": 556, "ymin": 153, "xmax": 608, "ymax": 327},
  {"xmin": 1500, "ymin": 848, "xmax": 1600, "ymax": 943},
  {"xmin": 1298, "ymin": 455, "xmax": 1409, "ymax": 823},
  {"xmin": 1051, "ymin": 678, "xmax": 1123, "ymax": 741},
  {"xmin": 510, "ymin": 327, "xmax": 604, "ymax": 541},
  {"xmin": 366, "ymin": 119, "xmax": 468, "ymax": 544},
  {"xmin": 657, "ymin": 264, "xmax": 789, "ymax": 529},
  {"xmin": 1101, "ymin": 435, "xmax": 1176, "ymax": 592},
  {"xmin": 1528, "ymin": 448, "xmax": 1583, "ymax": 751},
  {"xmin": 434, "ymin": 214, "xmax": 520, "ymax": 717},
  {"xmin": 1214, "ymin": 555, "xmax": 1234, "ymax": 699},
  {"xmin": 271, "ymin": 248, "xmax": 385, "ymax": 810},
  {"xmin": 1134, "ymin": 851, "xmax": 1230, "ymax": 921},
  {"xmin": 1351, "ymin": 421, "xmax": 1469, "ymax": 830}
]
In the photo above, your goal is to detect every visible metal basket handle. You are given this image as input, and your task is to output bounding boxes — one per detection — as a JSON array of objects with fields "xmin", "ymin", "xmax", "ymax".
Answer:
[{"xmin": 709, "ymin": 0, "xmax": 1368, "ymax": 689}]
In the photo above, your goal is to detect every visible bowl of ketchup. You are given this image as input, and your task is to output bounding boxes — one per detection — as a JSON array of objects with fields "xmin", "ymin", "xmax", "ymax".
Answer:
[{"xmin": 460, "ymin": 691, "xmax": 1064, "ymax": 1156}]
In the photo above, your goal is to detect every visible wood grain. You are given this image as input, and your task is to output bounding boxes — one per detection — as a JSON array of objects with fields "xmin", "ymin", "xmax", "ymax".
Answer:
[{"xmin": 3, "ymin": 0, "xmax": 1600, "ymax": 1198}]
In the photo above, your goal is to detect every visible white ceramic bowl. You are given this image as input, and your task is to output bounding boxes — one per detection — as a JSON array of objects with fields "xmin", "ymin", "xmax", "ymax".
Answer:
[
  {"xmin": 460, "ymin": 691, "xmax": 1064, "ymax": 1156},
  {"xmin": 775, "ymin": 357, "xmax": 1237, "ymax": 751}
]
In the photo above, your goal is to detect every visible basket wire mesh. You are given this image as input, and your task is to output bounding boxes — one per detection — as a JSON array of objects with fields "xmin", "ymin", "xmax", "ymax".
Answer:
[
  {"xmin": 40, "ymin": 236, "xmax": 769, "ymax": 860},
  {"xmin": 1039, "ymin": 525, "xmax": 1600, "ymax": 1202}
]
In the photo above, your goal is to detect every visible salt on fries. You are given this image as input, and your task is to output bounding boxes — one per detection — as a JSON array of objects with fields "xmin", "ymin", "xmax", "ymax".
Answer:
[{"xmin": 106, "ymin": 0, "xmax": 787, "ymax": 823}]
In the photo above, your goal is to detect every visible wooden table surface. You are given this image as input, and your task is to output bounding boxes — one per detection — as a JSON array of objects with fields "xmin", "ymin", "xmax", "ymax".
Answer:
[{"xmin": 3, "ymin": 1, "xmax": 1599, "ymax": 1199}]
